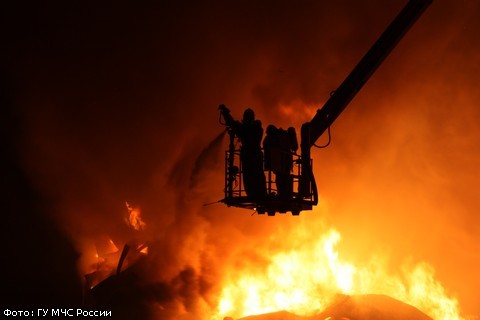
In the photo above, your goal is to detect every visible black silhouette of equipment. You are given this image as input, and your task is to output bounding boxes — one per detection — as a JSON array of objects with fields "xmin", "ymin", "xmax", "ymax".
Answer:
[{"xmin": 218, "ymin": 0, "xmax": 432, "ymax": 216}]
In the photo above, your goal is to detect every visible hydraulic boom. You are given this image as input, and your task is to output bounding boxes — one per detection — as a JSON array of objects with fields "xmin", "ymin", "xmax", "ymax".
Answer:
[
  {"xmin": 299, "ymin": 0, "xmax": 432, "ymax": 199},
  {"xmin": 219, "ymin": 0, "xmax": 432, "ymax": 215}
]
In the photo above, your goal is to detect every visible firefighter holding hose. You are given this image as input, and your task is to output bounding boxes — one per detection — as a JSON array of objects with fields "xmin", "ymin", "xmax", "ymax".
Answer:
[{"xmin": 219, "ymin": 104, "xmax": 267, "ymax": 200}]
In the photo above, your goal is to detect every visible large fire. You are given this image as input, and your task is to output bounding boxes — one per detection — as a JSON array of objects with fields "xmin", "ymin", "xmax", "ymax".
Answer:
[
  {"xmin": 6, "ymin": 0, "xmax": 480, "ymax": 318},
  {"xmin": 210, "ymin": 218, "xmax": 462, "ymax": 320}
]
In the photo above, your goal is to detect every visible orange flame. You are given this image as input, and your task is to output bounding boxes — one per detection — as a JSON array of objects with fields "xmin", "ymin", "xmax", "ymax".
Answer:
[
  {"xmin": 137, "ymin": 244, "xmax": 149, "ymax": 255},
  {"xmin": 212, "ymin": 225, "xmax": 463, "ymax": 320},
  {"xmin": 125, "ymin": 201, "xmax": 146, "ymax": 231}
]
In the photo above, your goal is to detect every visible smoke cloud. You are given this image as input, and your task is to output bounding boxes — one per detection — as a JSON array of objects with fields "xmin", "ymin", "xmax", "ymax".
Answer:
[{"xmin": 3, "ymin": 0, "xmax": 480, "ymax": 318}]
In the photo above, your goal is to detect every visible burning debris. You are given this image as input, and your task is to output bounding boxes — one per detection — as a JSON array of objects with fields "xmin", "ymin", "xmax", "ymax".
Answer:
[
  {"xmin": 85, "ymin": 203, "xmax": 151, "ymax": 291},
  {"xmin": 211, "ymin": 224, "xmax": 462, "ymax": 320},
  {"xmin": 236, "ymin": 294, "xmax": 433, "ymax": 320},
  {"xmin": 125, "ymin": 202, "xmax": 147, "ymax": 231}
]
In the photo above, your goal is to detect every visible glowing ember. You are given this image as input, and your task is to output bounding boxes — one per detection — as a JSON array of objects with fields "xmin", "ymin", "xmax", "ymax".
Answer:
[
  {"xmin": 125, "ymin": 201, "xmax": 146, "ymax": 231},
  {"xmin": 137, "ymin": 244, "xmax": 149, "ymax": 255},
  {"xmin": 212, "ymin": 226, "xmax": 463, "ymax": 320}
]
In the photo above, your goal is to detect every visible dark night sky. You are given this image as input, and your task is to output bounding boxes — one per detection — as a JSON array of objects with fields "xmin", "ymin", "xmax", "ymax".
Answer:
[{"xmin": 2, "ymin": 0, "xmax": 480, "ymax": 319}]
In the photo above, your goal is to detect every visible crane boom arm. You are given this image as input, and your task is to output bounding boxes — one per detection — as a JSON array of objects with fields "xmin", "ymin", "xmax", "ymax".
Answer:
[
  {"xmin": 298, "ymin": 0, "xmax": 432, "ymax": 199},
  {"xmin": 301, "ymin": 0, "xmax": 432, "ymax": 148}
]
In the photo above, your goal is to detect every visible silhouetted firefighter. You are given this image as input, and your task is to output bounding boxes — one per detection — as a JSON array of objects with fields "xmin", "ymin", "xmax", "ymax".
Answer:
[
  {"xmin": 219, "ymin": 104, "xmax": 267, "ymax": 199},
  {"xmin": 264, "ymin": 125, "xmax": 298, "ymax": 200}
]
